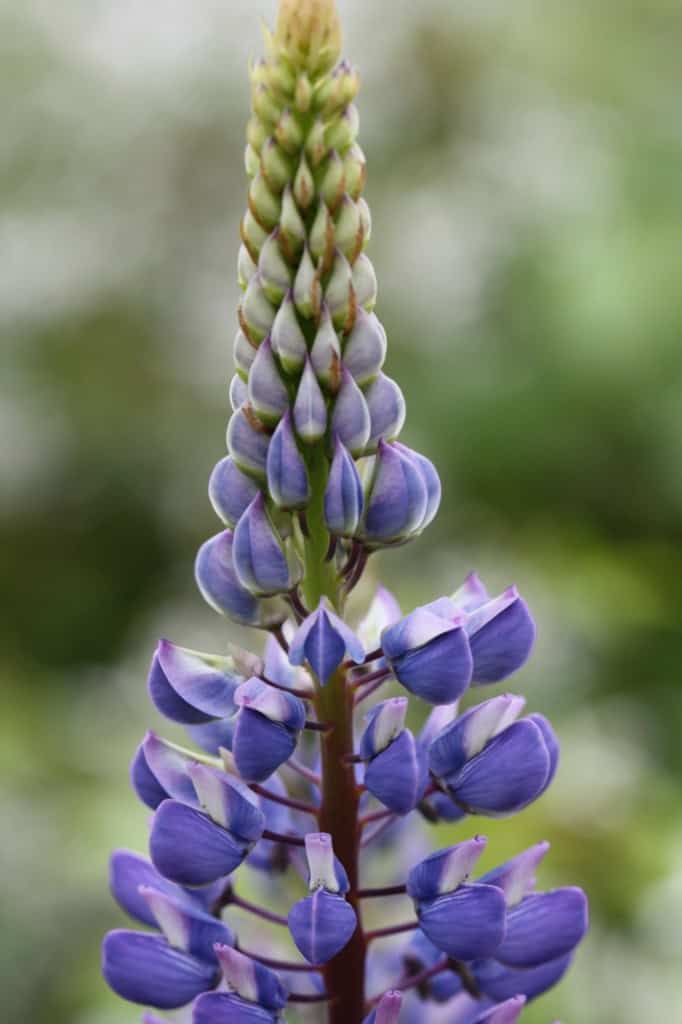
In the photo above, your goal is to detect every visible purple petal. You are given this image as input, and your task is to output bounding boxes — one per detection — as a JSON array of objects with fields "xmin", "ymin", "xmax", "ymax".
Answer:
[
  {"xmin": 288, "ymin": 889, "xmax": 357, "ymax": 964},
  {"xmin": 188, "ymin": 762, "xmax": 265, "ymax": 841},
  {"xmin": 364, "ymin": 374, "xmax": 406, "ymax": 451},
  {"xmin": 343, "ymin": 309, "xmax": 387, "ymax": 386},
  {"xmin": 266, "ymin": 410, "xmax": 310, "ymax": 510},
  {"xmin": 193, "ymin": 992, "xmax": 277, "ymax": 1023},
  {"xmin": 449, "ymin": 719, "xmax": 551, "ymax": 816},
  {"xmin": 451, "ymin": 572, "xmax": 490, "ymax": 612},
  {"xmin": 289, "ymin": 601, "xmax": 365, "ymax": 685},
  {"xmin": 140, "ymin": 887, "xmax": 234, "ymax": 962},
  {"xmin": 248, "ymin": 337, "xmax": 289, "ymax": 424},
  {"xmin": 362, "ymin": 440, "xmax": 428, "ymax": 545},
  {"xmin": 156, "ymin": 639, "xmax": 241, "ymax": 720},
  {"xmin": 294, "ymin": 358, "xmax": 327, "ymax": 443},
  {"xmin": 130, "ymin": 742, "xmax": 169, "ymax": 810},
  {"xmin": 407, "ymin": 839, "xmax": 488, "ymax": 903},
  {"xmin": 360, "ymin": 698, "xmax": 409, "ymax": 759},
  {"xmin": 102, "ymin": 930, "xmax": 216, "ymax": 1009},
  {"xmin": 417, "ymin": 883, "xmax": 507, "ymax": 961},
  {"xmin": 232, "ymin": 707, "xmax": 298, "ymax": 782},
  {"xmin": 331, "ymin": 367, "xmax": 371, "ymax": 456},
  {"xmin": 324, "ymin": 437, "xmax": 364, "ymax": 536},
  {"xmin": 479, "ymin": 842, "xmax": 551, "ymax": 907},
  {"xmin": 472, "ymin": 997, "xmax": 527, "ymax": 1024},
  {"xmin": 363, "ymin": 990, "xmax": 404, "ymax": 1024},
  {"xmin": 495, "ymin": 888, "xmax": 589, "ymax": 968},
  {"xmin": 195, "ymin": 531, "xmax": 266, "ymax": 627},
  {"xmin": 364, "ymin": 729, "xmax": 427, "ymax": 815},
  {"xmin": 528, "ymin": 713, "xmax": 559, "ymax": 792},
  {"xmin": 150, "ymin": 800, "xmax": 251, "ymax": 886},
  {"xmin": 395, "ymin": 444, "xmax": 441, "ymax": 530},
  {"xmin": 310, "ymin": 304, "xmax": 342, "ymax": 391},
  {"xmin": 271, "ymin": 289, "xmax": 307, "ymax": 373},
  {"xmin": 235, "ymin": 676, "xmax": 306, "ymax": 730},
  {"xmin": 233, "ymin": 495, "xmax": 295, "ymax": 597},
  {"xmin": 141, "ymin": 732, "xmax": 199, "ymax": 806},
  {"xmin": 357, "ymin": 585, "xmax": 401, "ymax": 651},
  {"xmin": 466, "ymin": 589, "xmax": 536, "ymax": 685},
  {"xmin": 428, "ymin": 694, "xmax": 527, "ymax": 781},
  {"xmin": 214, "ymin": 944, "xmax": 288, "ymax": 1011},
  {"xmin": 474, "ymin": 952, "xmax": 573, "ymax": 1002},
  {"xmin": 148, "ymin": 649, "xmax": 215, "ymax": 726},
  {"xmin": 209, "ymin": 457, "xmax": 260, "ymax": 528},
  {"xmin": 186, "ymin": 719, "xmax": 237, "ymax": 756},
  {"xmin": 387, "ymin": 624, "xmax": 473, "ymax": 705},
  {"xmin": 109, "ymin": 850, "xmax": 198, "ymax": 927},
  {"xmin": 226, "ymin": 407, "xmax": 270, "ymax": 481}
]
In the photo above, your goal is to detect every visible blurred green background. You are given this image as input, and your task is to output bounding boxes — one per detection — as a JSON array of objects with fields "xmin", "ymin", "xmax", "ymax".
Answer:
[{"xmin": 2, "ymin": 0, "xmax": 682, "ymax": 1021}]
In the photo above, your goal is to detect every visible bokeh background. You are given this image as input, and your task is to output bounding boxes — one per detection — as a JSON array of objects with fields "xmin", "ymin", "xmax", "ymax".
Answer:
[{"xmin": 3, "ymin": 0, "xmax": 682, "ymax": 1021}]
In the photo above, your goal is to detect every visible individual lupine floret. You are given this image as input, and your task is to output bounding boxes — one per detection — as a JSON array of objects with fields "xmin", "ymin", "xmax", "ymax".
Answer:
[
  {"xmin": 381, "ymin": 605, "xmax": 473, "ymax": 705},
  {"xmin": 288, "ymin": 833, "xmax": 358, "ymax": 964},
  {"xmin": 428, "ymin": 694, "xmax": 558, "ymax": 818},
  {"xmin": 342, "ymin": 309, "xmax": 387, "ymax": 387},
  {"xmin": 150, "ymin": 764, "xmax": 265, "ymax": 885},
  {"xmin": 331, "ymin": 367, "xmax": 372, "ymax": 455},
  {"xmin": 266, "ymin": 410, "xmax": 311, "ymax": 510},
  {"xmin": 231, "ymin": 676, "xmax": 307, "ymax": 781},
  {"xmin": 289, "ymin": 598, "xmax": 365, "ymax": 684},
  {"xmin": 406, "ymin": 838, "xmax": 507, "ymax": 961},
  {"xmin": 361, "ymin": 442, "xmax": 441, "ymax": 547},
  {"xmin": 360, "ymin": 698, "xmax": 428, "ymax": 814},
  {"xmin": 147, "ymin": 640, "xmax": 242, "ymax": 725},
  {"xmin": 103, "ymin": 852, "xmax": 232, "ymax": 1009},
  {"xmin": 233, "ymin": 494, "xmax": 302, "ymax": 597},
  {"xmin": 401, "ymin": 930, "xmax": 464, "ymax": 1004},
  {"xmin": 478, "ymin": 843, "xmax": 589, "ymax": 969},
  {"xmin": 209, "ymin": 456, "xmax": 260, "ymax": 527},
  {"xmin": 364, "ymin": 374, "xmax": 406, "ymax": 453},
  {"xmin": 193, "ymin": 945, "xmax": 288, "ymax": 1023}
]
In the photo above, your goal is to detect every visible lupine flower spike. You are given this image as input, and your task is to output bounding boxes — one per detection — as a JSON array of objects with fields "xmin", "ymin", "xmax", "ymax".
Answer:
[{"xmin": 103, "ymin": 2, "xmax": 587, "ymax": 1021}]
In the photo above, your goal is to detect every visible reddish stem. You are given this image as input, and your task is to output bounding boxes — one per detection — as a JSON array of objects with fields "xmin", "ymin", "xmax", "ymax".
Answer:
[
  {"xmin": 357, "ymin": 884, "xmax": 407, "ymax": 899},
  {"xmin": 249, "ymin": 782, "xmax": 319, "ymax": 817},
  {"xmin": 262, "ymin": 829, "xmax": 306, "ymax": 847},
  {"xmin": 365, "ymin": 920, "xmax": 419, "ymax": 943}
]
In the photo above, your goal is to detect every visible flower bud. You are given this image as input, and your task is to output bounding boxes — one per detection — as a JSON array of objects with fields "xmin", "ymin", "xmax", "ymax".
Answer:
[
  {"xmin": 246, "ymin": 115, "xmax": 268, "ymax": 154},
  {"xmin": 289, "ymin": 598, "xmax": 365, "ymax": 685},
  {"xmin": 364, "ymin": 373, "xmax": 406, "ymax": 451},
  {"xmin": 294, "ymin": 357, "xmax": 328, "ymax": 443},
  {"xmin": 294, "ymin": 245, "xmax": 322, "ymax": 320},
  {"xmin": 381, "ymin": 605, "xmax": 472, "ymax": 705},
  {"xmin": 353, "ymin": 251, "xmax": 378, "ymax": 311},
  {"xmin": 229, "ymin": 374, "xmax": 248, "ymax": 413},
  {"xmin": 294, "ymin": 153, "xmax": 315, "ymax": 211},
  {"xmin": 195, "ymin": 530, "xmax": 285, "ymax": 628},
  {"xmin": 362, "ymin": 440, "xmax": 428, "ymax": 546},
  {"xmin": 102, "ymin": 930, "xmax": 217, "ymax": 1010},
  {"xmin": 261, "ymin": 138, "xmax": 292, "ymax": 193},
  {"xmin": 248, "ymin": 337, "xmax": 289, "ymax": 425},
  {"xmin": 267, "ymin": 410, "xmax": 311, "ymax": 510},
  {"xmin": 311, "ymin": 304, "xmax": 342, "ymax": 391},
  {"xmin": 214, "ymin": 945, "xmax": 287, "ymax": 1011},
  {"xmin": 209, "ymin": 456, "xmax": 260, "ymax": 527},
  {"xmin": 251, "ymin": 83, "xmax": 280, "ymax": 128},
  {"xmin": 310, "ymin": 201, "xmax": 336, "ymax": 268},
  {"xmin": 241, "ymin": 273, "xmax": 277, "ymax": 343},
  {"xmin": 306, "ymin": 118, "xmax": 328, "ymax": 168},
  {"xmin": 130, "ymin": 742, "xmax": 169, "ymax": 810},
  {"xmin": 304, "ymin": 832, "xmax": 350, "ymax": 894},
  {"xmin": 333, "ymin": 194, "xmax": 363, "ymax": 262},
  {"xmin": 140, "ymin": 732, "xmax": 199, "ymax": 806},
  {"xmin": 227, "ymin": 406, "xmax": 270, "ymax": 480},
  {"xmin": 235, "ymin": 336, "xmax": 260, "ymax": 390},
  {"xmin": 344, "ymin": 143, "xmax": 367, "ymax": 201},
  {"xmin": 325, "ymin": 249, "xmax": 356, "ymax": 331},
  {"xmin": 326, "ymin": 103, "xmax": 360, "ymax": 152},
  {"xmin": 395, "ymin": 444, "xmax": 441, "ymax": 531},
  {"xmin": 295, "ymin": 72, "xmax": 313, "ymax": 112},
  {"xmin": 274, "ymin": 108, "xmax": 304, "ymax": 155},
  {"xmin": 472, "ymin": 997, "xmax": 527, "ymax": 1024},
  {"xmin": 324, "ymin": 437, "xmax": 364, "ymax": 536},
  {"xmin": 238, "ymin": 244, "xmax": 257, "ymax": 291},
  {"xmin": 331, "ymin": 367, "xmax": 371, "ymax": 455},
  {"xmin": 318, "ymin": 149, "xmax": 346, "ymax": 211},
  {"xmin": 258, "ymin": 230, "xmax": 292, "ymax": 305},
  {"xmin": 249, "ymin": 170, "xmax": 281, "ymax": 231},
  {"xmin": 271, "ymin": 290, "xmax": 308, "ymax": 372},
  {"xmin": 343, "ymin": 309, "xmax": 387, "ymax": 386},
  {"xmin": 364, "ymin": 729, "xmax": 428, "ymax": 815},
  {"xmin": 147, "ymin": 640, "xmax": 241, "ymax": 725},
  {"xmin": 234, "ymin": 493, "xmax": 302, "ymax": 597},
  {"xmin": 275, "ymin": 0, "xmax": 342, "ymax": 77},
  {"xmin": 279, "ymin": 184, "xmax": 306, "ymax": 260}
]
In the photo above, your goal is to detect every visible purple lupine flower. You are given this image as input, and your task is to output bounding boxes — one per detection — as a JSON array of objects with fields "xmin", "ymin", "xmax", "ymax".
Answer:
[{"xmin": 104, "ymin": 4, "xmax": 588, "ymax": 1021}]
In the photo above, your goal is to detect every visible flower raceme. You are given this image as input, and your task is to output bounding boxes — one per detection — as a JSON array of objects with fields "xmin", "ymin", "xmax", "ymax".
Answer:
[{"xmin": 102, "ymin": 2, "xmax": 587, "ymax": 1021}]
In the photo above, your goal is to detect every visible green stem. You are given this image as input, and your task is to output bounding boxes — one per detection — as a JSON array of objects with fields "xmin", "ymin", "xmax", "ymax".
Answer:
[{"xmin": 300, "ymin": 443, "xmax": 340, "ymax": 611}]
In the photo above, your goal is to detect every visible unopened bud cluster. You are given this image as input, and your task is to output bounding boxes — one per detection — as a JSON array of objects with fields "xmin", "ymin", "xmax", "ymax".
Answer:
[{"xmin": 102, "ymin": 4, "xmax": 587, "ymax": 1023}]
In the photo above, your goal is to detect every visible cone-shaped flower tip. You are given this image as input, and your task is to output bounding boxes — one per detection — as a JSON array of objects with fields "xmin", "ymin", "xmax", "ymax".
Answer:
[
  {"xmin": 289, "ymin": 598, "xmax": 365, "ymax": 685},
  {"xmin": 288, "ymin": 887, "xmax": 357, "ymax": 964},
  {"xmin": 382, "ymin": 606, "xmax": 473, "ymax": 705},
  {"xmin": 363, "ymin": 991, "xmax": 404, "ymax": 1024},
  {"xmin": 275, "ymin": 0, "xmax": 342, "ymax": 75},
  {"xmin": 213, "ymin": 944, "xmax": 288, "ymax": 1011},
  {"xmin": 472, "ymin": 997, "xmax": 527, "ymax": 1024},
  {"xmin": 233, "ymin": 494, "xmax": 301, "ymax": 597},
  {"xmin": 208, "ymin": 456, "xmax": 259, "ymax": 527},
  {"xmin": 195, "ymin": 531, "xmax": 285, "ymax": 629},
  {"xmin": 474, "ymin": 952, "xmax": 573, "ymax": 1004},
  {"xmin": 266, "ymin": 411, "xmax": 310, "ymax": 510},
  {"xmin": 305, "ymin": 832, "xmax": 350, "ymax": 894},
  {"xmin": 324, "ymin": 436, "xmax": 364, "ymax": 536},
  {"xmin": 150, "ymin": 800, "xmax": 254, "ymax": 886},
  {"xmin": 102, "ymin": 930, "xmax": 217, "ymax": 1009},
  {"xmin": 147, "ymin": 640, "xmax": 241, "ymax": 725}
]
